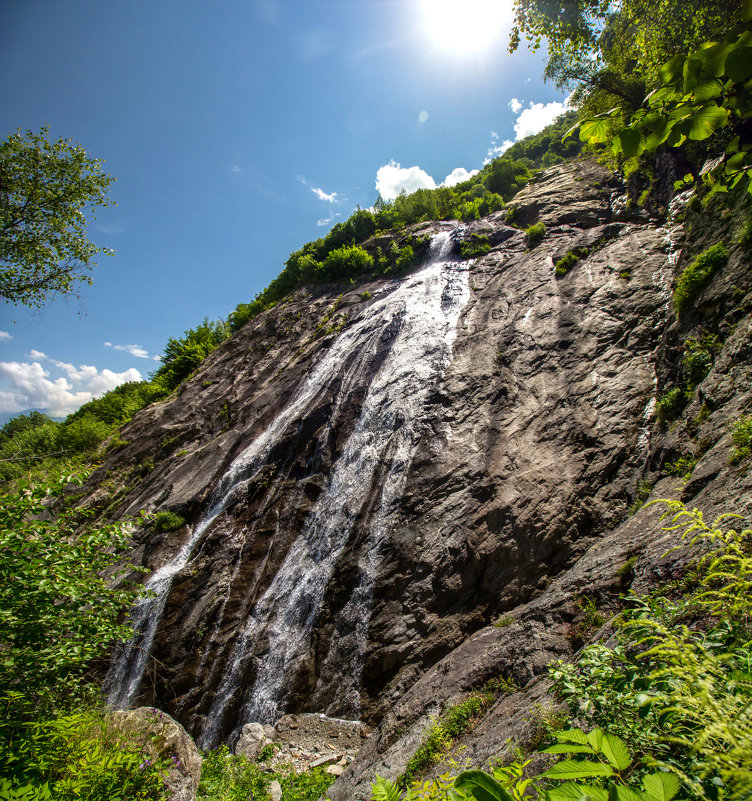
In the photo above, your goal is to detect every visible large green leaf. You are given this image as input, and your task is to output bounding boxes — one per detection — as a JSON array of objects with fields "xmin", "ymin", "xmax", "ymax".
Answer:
[
  {"xmin": 616, "ymin": 127, "xmax": 643, "ymax": 158},
  {"xmin": 659, "ymin": 54, "xmax": 686, "ymax": 85},
  {"xmin": 688, "ymin": 104, "xmax": 729, "ymax": 140},
  {"xmin": 556, "ymin": 729, "xmax": 590, "ymax": 745},
  {"xmin": 547, "ymin": 783, "xmax": 609, "ymax": 801},
  {"xmin": 695, "ymin": 42, "xmax": 733, "ymax": 77},
  {"xmin": 600, "ymin": 734, "xmax": 631, "ymax": 771},
  {"xmin": 725, "ymin": 46, "xmax": 752, "ymax": 83},
  {"xmin": 611, "ymin": 788, "xmax": 646, "ymax": 801},
  {"xmin": 642, "ymin": 773, "xmax": 680, "ymax": 801},
  {"xmin": 454, "ymin": 770, "xmax": 515, "ymax": 801},
  {"xmin": 580, "ymin": 118, "xmax": 612, "ymax": 143},
  {"xmin": 542, "ymin": 744, "xmax": 596, "ymax": 755},
  {"xmin": 542, "ymin": 760, "xmax": 614, "ymax": 780}
]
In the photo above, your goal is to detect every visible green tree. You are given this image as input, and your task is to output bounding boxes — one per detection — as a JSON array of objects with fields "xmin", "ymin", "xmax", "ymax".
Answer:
[
  {"xmin": 0, "ymin": 126, "xmax": 116, "ymax": 308},
  {"xmin": 0, "ymin": 474, "xmax": 145, "ymax": 711}
]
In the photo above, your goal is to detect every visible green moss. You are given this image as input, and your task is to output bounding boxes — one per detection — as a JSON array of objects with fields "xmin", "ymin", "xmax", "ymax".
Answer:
[
  {"xmin": 673, "ymin": 242, "xmax": 728, "ymax": 316},
  {"xmin": 730, "ymin": 415, "xmax": 752, "ymax": 464}
]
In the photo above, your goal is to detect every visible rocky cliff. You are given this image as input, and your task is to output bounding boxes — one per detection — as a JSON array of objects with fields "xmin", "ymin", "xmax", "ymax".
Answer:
[{"xmin": 88, "ymin": 156, "xmax": 752, "ymax": 789}]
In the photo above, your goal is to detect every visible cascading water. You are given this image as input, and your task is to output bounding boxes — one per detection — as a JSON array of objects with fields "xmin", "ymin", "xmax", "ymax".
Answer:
[
  {"xmin": 198, "ymin": 230, "xmax": 469, "ymax": 747},
  {"xmin": 107, "ymin": 230, "xmax": 470, "ymax": 744}
]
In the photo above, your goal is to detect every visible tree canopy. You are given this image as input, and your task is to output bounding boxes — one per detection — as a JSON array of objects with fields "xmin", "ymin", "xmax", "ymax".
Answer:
[{"xmin": 0, "ymin": 126, "xmax": 116, "ymax": 308}]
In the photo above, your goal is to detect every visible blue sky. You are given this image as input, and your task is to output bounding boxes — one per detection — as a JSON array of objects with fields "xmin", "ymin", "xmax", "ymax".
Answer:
[{"xmin": 0, "ymin": 0, "xmax": 568, "ymax": 420}]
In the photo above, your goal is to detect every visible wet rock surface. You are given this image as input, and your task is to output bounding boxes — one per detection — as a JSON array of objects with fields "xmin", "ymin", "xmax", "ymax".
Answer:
[{"xmin": 90, "ymin": 157, "xmax": 752, "ymax": 782}]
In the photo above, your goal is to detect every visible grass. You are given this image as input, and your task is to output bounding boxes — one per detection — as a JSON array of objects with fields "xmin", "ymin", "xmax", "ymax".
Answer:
[{"xmin": 524, "ymin": 222, "xmax": 546, "ymax": 248}]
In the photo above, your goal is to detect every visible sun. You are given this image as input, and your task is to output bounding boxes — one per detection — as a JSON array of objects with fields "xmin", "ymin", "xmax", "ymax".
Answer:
[{"xmin": 421, "ymin": 0, "xmax": 513, "ymax": 56}]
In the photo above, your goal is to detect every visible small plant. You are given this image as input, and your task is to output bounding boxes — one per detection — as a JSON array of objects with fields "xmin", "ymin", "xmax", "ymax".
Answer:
[
  {"xmin": 460, "ymin": 234, "xmax": 491, "ymax": 259},
  {"xmin": 655, "ymin": 386, "xmax": 687, "ymax": 424},
  {"xmin": 628, "ymin": 480, "xmax": 653, "ymax": 514},
  {"xmin": 619, "ymin": 270, "xmax": 630, "ymax": 280},
  {"xmin": 616, "ymin": 555, "xmax": 638, "ymax": 585},
  {"xmin": 739, "ymin": 216, "xmax": 752, "ymax": 249},
  {"xmin": 664, "ymin": 453, "xmax": 698, "ymax": 481},
  {"xmin": 673, "ymin": 242, "xmax": 728, "ymax": 316},
  {"xmin": 523, "ymin": 222, "xmax": 546, "ymax": 248},
  {"xmin": 493, "ymin": 615, "xmax": 514, "ymax": 628},
  {"xmin": 361, "ymin": 290, "xmax": 373, "ymax": 300},
  {"xmin": 553, "ymin": 250, "xmax": 580, "ymax": 277},
  {"xmin": 152, "ymin": 510, "xmax": 186, "ymax": 533},
  {"xmin": 572, "ymin": 595, "xmax": 605, "ymax": 641},
  {"xmin": 730, "ymin": 415, "xmax": 752, "ymax": 464},
  {"xmin": 505, "ymin": 206, "xmax": 519, "ymax": 224}
]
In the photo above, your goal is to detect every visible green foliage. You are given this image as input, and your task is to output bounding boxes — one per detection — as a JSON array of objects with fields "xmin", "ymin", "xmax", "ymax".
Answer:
[
  {"xmin": 673, "ymin": 243, "xmax": 728, "ymax": 316},
  {"xmin": 572, "ymin": 595, "xmax": 606, "ymax": 641},
  {"xmin": 0, "ymin": 381, "xmax": 168, "ymax": 484},
  {"xmin": 573, "ymin": 11, "xmax": 752, "ymax": 202},
  {"xmin": 550, "ymin": 501, "xmax": 752, "ymax": 799},
  {"xmin": 0, "ymin": 474, "xmax": 145, "ymax": 712},
  {"xmin": 197, "ymin": 747, "xmax": 335, "ymax": 801},
  {"xmin": 629, "ymin": 481, "xmax": 653, "ymax": 515},
  {"xmin": 0, "ymin": 706, "xmax": 170, "ymax": 800},
  {"xmin": 655, "ymin": 387, "xmax": 688, "ymax": 424},
  {"xmin": 151, "ymin": 510, "xmax": 186, "ymax": 533},
  {"xmin": 198, "ymin": 747, "xmax": 268, "ymax": 801},
  {"xmin": 664, "ymin": 453, "xmax": 699, "ymax": 480},
  {"xmin": 361, "ymin": 290, "xmax": 373, "ymax": 300},
  {"xmin": 399, "ymin": 689, "xmax": 505, "ymax": 788},
  {"xmin": 155, "ymin": 318, "xmax": 231, "ymax": 391},
  {"xmin": 553, "ymin": 251, "xmax": 580, "ymax": 277},
  {"xmin": 729, "ymin": 414, "xmax": 752, "ymax": 462},
  {"xmin": 460, "ymin": 234, "xmax": 491, "ymax": 259},
  {"xmin": 524, "ymin": 222, "xmax": 546, "ymax": 248},
  {"xmin": 0, "ymin": 126, "xmax": 116, "ymax": 308}
]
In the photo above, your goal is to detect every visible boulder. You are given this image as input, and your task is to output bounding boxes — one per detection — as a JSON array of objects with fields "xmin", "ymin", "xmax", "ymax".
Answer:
[
  {"xmin": 235, "ymin": 720, "xmax": 277, "ymax": 760},
  {"xmin": 111, "ymin": 707, "xmax": 201, "ymax": 801}
]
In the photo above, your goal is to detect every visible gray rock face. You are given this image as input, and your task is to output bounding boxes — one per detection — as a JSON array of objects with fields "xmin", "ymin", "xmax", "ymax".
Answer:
[
  {"xmin": 111, "ymin": 707, "xmax": 202, "ymax": 801},
  {"xmin": 93, "ymin": 157, "xmax": 752, "ymax": 786}
]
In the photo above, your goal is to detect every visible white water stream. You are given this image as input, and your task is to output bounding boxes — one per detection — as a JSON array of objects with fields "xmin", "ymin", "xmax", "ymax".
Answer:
[{"xmin": 106, "ymin": 232, "xmax": 470, "ymax": 745}]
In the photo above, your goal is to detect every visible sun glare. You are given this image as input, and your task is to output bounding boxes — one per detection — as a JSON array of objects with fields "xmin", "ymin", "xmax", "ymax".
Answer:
[{"xmin": 421, "ymin": 0, "xmax": 513, "ymax": 56}]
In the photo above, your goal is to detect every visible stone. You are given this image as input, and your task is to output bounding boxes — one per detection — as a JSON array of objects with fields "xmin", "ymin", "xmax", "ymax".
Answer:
[
  {"xmin": 269, "ymin": 780, "xmax": 283, "ymax": 801},
  {"xmin": 326, "ymin": 764, "xmax": 345, "ymax": 777},
  {"xmin": 235, "ymin": 721, "xmax": 275, "ymax": 761},
  {"xmin": 310, "ymin": 754, "xmax": 340, "ymax": 768},
  {"xmin": 111, "ymin": 707, "xmax": 201, "ymax": 801}
]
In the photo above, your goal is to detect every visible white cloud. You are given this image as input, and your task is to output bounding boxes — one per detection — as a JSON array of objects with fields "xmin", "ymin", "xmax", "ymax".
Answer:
[
  {"xmin": 508, "ymin": 97, "xmax": 523, "ymax": 113},
  {"xmin": 0, "ymin": 353, "xmax": 142, "ymax": 418},
  {"xmin": 375, "ymin": 161, "xmax": 437, "ymax": 201},
  {"xmin": 312, "ymin": 187, "xmax": 338, "ymax": 203},
  {"xmin": 104, "ymin": 342, "xmax": 160, "ymax": 361},
  {"xmin": 317, "ymin": 212, "xmax": 340, "ymax": 227},
  {"xmin": 442, "ymin": 167, "xmax": 479, "ymax": 187},
  {"xmin": 513, "ymin": 99, "xmax": 569, "ymax": 140},
  {"xmin": 0, "ymin": 331, "xmax": 11, "ymax": 342},
  {"xmin": 231, "ymin": 164, "xmax": 242, "ymax": 174},
  {"xmin": 418, "ymin": 110, "xmax": 429, "ymax": 124}
]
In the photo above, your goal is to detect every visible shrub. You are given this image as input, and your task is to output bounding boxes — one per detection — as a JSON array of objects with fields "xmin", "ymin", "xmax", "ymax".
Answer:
[
  {"xmin": 460, "ymin": 234, "xmax": 491, "ymax": 259},
  {"xmin": 554, "ymin": 251, "xmax": 579, "ymax": 276},
  {"xmin": 0, "ymin": 475, "xmax": 145, "ymax": 712},
  {"xmin": 673, "ymin": 243, "xmax": 728, "ymax": 316},
  {"xmin": 1, "ymin": 706, "xmax": 170, "ymax": 801},
  {"xmin": 152, "ymin": 510, "xmax": 186, "ymax": 534},
  {"xmin": 361, "ymin": 290, "xmax": 372, "ymax": 300},
  {"xmin": 655, "ymin": 386, "xmax": 687, "ymax": 424},
  {"xmin": 730, "ymin": 415, "xmax": 752, "ymax": 463},
  {"xmin": 524, "ymin": 222, "xmax": 546, "ymax": 248}
]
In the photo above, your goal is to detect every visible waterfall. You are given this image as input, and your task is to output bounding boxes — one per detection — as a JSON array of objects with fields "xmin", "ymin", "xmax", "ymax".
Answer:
[{"xmin": 107, "ymin": 230, "xmax": 469, "ymax": 741}]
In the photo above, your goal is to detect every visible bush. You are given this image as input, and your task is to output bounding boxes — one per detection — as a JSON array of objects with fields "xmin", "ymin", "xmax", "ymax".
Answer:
[
  {"xmin": 460, "ymin": 234, "xmax": 491, "ymax": 259},
  {"xmin": 554, "ymin": 250, "xmax": 580, "ymax": 276},
  {"xmin": 730, "ymin": 415, "xmax": 752, "ymax": 463},
  {"xmin": 152, "ymin": 510, "xmax": 186, "ymax": 533},
  {"xmin": 0, "ymin": 475, "xmax": 145, "ymax": 712},
  {"xmin": 673, "ymin": 242, "xmax": 728, "ymax": 316},
  {"xmin": 655, "ymin": 386, "xmax": 687, "ymax": 423},
  {"xmin": 1, "ymin": 706, "xmax": 170, "ymax": 800},
  {"xmin": 524, "ymin": 222, "xmax": 546, "ymax": 248}
]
